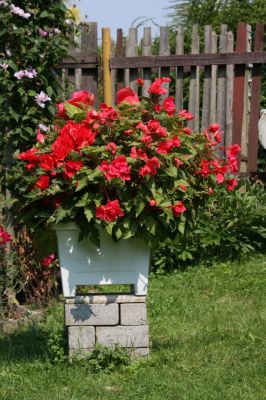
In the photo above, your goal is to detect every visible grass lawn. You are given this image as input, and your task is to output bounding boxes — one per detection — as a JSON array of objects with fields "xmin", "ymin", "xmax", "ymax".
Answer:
[{"xmin": 0, "ymin": 254, "xmax": 265, "ymax": 400}]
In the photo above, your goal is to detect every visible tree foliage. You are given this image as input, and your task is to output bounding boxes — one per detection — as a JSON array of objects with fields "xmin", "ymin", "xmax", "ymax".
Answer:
[{"xmin": 167, "ymin": 0, "xmax": 266, "ymax": 31}]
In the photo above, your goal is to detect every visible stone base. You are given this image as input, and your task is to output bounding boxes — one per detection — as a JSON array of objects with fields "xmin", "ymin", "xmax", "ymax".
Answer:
[{"xmin": 65, "ymin": 294, "xmax": 149, "ymax": 357}]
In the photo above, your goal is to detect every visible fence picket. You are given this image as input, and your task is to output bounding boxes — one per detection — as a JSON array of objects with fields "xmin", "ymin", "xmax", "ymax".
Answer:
[
  {"xmin": 116, "ymin": 29, "xmax": 124, "ymax": 96},
  {"xmin": 159, "ymin": 27, "xmax": 170, "ymax": 99},
  {"xmin": 175, "ymin": 26, "xmax": 184, "ymax": 112},
  {"xmin": 125, "ymin": 28, "xmax": 138, "ymax": 91},
  {"xmin": 188, "ymin": 24, "xmax": 200, "ymax": 131},
  {"xmin": 225, "ymin": 31, "xmax": 234, "ymax": 146},
  {"xmin": 217, "ymin": 24, "xmax": 228, "ymax": 153},
  {"xmin": 201, "ymin": 25, "xmax": 212, "ymax": 130},
  {"xmin": 142, "ymin": 27, "xmax": 152, "ymax": 97},
  {"xmin": 210, "ymin": 31, "xmax": 217, "ymax": 124},
  {"xmin": 247, "ymin": 23, "xmax": 264, "ymax": 172}
]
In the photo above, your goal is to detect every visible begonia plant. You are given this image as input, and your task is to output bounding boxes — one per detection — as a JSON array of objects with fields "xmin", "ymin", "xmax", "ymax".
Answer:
[{"xmin": 12, "ymin": 78, "xmax": 240, "ymax": 247}]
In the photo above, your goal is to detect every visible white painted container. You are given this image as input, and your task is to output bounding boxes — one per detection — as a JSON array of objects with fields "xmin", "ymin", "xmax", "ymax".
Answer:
[{"xmin": 52, "ymin": 223, "xmax": 150, "ymax": 297}]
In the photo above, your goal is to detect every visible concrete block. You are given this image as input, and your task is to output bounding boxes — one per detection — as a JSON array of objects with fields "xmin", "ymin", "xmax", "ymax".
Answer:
[
  {"xmin": 120, "ymin": 303, "xmax": 147, "ymax": 325},
  {"xmin": 65, "ymin": 294, "xmax": 146, "ymax": 305},
  {"xmin": 68, "ymin": 326, "xmax": 95, "ymax": 349},
  {"xmin": 128, "ymin": 347, "xmax": 150, "ymax": 359},
  {"xmin": 65, "ymin": 303, "xmax": 119, "ymax": 326},
  {"xmin": 96, "ymin": 325, "xmax": 149, "ymax": 348}
]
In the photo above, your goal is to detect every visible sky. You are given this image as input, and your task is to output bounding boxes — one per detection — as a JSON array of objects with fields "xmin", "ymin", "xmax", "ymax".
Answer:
[{"xmin": 69, "ymin": 0, "xmax": 171, "ymax": 39}]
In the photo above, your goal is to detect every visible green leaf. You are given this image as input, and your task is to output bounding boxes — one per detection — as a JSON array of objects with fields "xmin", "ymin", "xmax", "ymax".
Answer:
[
  {"xmin": 28, "ymin": 90, "xmax": 37, "ymax": 97},
  {"xmin": 64, "ymin": 102, "xmax": 86, "ymax": 119},
  {"xmin": 84, "ymin": 208, "xmax": 93, "ymax": 223},
  {"xmin": 46, "ymin": 86, "xmax": 53, "ymax": 97},
  {"xmin": 146, "ymin": 216, "xmax": 156, "ymax": 235},
  {"xmin": 135, "ymin": 198, "xmax": 146, "ymax": 217},
  {"xmin": 39, "ymin": 10, "xmax": 50, "ymax": 18}
]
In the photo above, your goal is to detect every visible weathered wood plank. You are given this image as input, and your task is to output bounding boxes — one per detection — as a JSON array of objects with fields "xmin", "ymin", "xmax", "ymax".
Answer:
[
  {"xmin": 111, "ymin": 44, "xmax": 116, "ymax": 105},
  {"xmin": 142, "ymin": 27, "xmax": 152, "ymax": 97},
  {"xmin": 217, "ymin": 24, "xmax": 227, "ymax": 151},
  {"xmin": 210, "ymin": 31, "xmax": 217, "ymax": 124},
  {"xmin": 159, "ymin": 26, "xmax": 170, "ymax": 99},
  {"xmin": 241, "ymin": 24, "xmax": 252, "ymax": 172},
  {"xmin": 232, "ymin": 23, "xmax": 250, "ymax": 161},
  {"xmin": 225, "ymin": 31, "xmax": 234, "ymax": 146},
  {"xmin": 110, "ymin": 51, "xmax": 266, "ymax": 69},
  {"xmin": 175, "ymin": 26, "xmax": 184, "ymax": 111},
  {"xmin": 116, "ymin": 29, "xmax": 124, "ymax": 93},
  {"xmin": 188, "ymin": 24, "xmax": 200, "ymax": 131},
  {"xmin": 201, "ymin": 25, "xmax": 212, "ymax": 130},
  {"xmin": 247, "ymin": 23, "xmax": 264, "ymax": 172},
  {"xmin": 125, "ymin": 28, "xmax": 138, "ymax": 92},
  {"xmin": 102, "ymin": 27, "xmax": 112, "ymax": 106},
  {"xmin": 77, "ymin": 23, "xmax": 98, "ymax": 104}
]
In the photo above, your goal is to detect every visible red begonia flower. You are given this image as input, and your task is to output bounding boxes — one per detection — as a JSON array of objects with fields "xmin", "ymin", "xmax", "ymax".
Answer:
[
  {"xmin": 96, "ymin": 199, "xmax": 124, "ymax": 222},
  {"xmin": 116, "ymin": 87, "xmax": 140, "ymax": 105}
]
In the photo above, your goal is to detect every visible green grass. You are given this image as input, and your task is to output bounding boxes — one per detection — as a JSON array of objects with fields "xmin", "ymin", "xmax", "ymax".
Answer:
[{"xmin": 0, "ymin": 255, "xmax": 266, "ymax": 400}]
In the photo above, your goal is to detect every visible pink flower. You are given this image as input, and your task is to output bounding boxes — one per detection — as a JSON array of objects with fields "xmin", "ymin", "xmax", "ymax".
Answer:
[
  {"xmin": 38, "ymin": 28, "xmax": 49, "ymax": 37},
  {"xmin": 105, "ymin": 142, "xmax": 117, "ymax": 155},
  {"xmin": 14, "ymin": 70, "xmax": 25, "ymax": 80},
  {"xmin": 174, "ymin": 158, "xmax": 183, "ymax": 168},
  {"xmin": 171, "ymin": 201, "xmax": 187, "ymax": 216},
  {"xmin": 10, "ymin": 4, "xmax": 31, "ymax": 18},
  {"xmin": 0, "ymin": 63, "xmax": 9, "ymax": 71},
  {"xmin": 178, "ymin": 110, "xmax": 194, "ymax": 121},
  {"xmin": 99, "ymin": 156, "xmax": 131, "ymax": 181},
  {"xmin": 36, "ymin": 129, "xmax": 45, "ymax": 143},
  {"xmin": 35, "ymin": 91, "xmax": 51, "ymax": 108},
  {"xmin": 35, "ymin": 175, "xmax": 49, "ymax": 190},
  {"xmin": 130, "ymin": 147, "xmax": 148, "ymax": 161},
  {"xmin": 208, "ymin": 123, "xmax": 220, "ymax": 133},
  {"xmin": 69, "ymin": 90, "xmax": 95, "ymax": 107},
  {"xmin": 163, "ymin": 96, "xmax": 175, "ymax": 116},
  {"xmin": 116, "ymin": 87, "xmax": 140, "ymax": 105},
  {"xmin": 183, "ymin": 127, "xmax": 191, "ymax": 135},
  {"xmin": 139, "ymin": 157, "xmax": 160, "ymax": 177},
  {"xmin": 96, "ymin": 199, "xmax": 124, "ymax": 222},
  {"xmin": 136, "ymin": 78, "xmax": 144, "ymax": 86},
  {"xmin": 226, "ymin": 178, "xmax": 238, "ymax": 191},
  {"xmin": 64, "ymin": 160, "xmax": 83, "ymax": 179},
  {"xmin": 0, "ymin": 225, "xmax": 12, "ymax": 245},
  {"xmin": 149, "ymin": 200, "xmax": 157, "ymax": 207},
  {"xmin": 41, "ymin": 254, "xmax": 55, "ymax": 266},
  {"xmin": 149, "ymin": 77, "xmax": 171, "ymax": 95}
]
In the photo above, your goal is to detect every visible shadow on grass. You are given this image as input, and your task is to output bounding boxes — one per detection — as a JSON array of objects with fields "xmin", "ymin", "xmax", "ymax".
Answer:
[
  {"xmin": 0, "ymin": 323, "xmax": 59, "ymax": 363},
  {"xmin": 151, "ymin": 338, "xmax": 180, "ymax": 351}
]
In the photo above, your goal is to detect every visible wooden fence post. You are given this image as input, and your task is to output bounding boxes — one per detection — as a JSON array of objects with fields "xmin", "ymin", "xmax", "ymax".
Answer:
[
  {"xmin": 142, "ymin": 27, "xmax": 152, "ymax": 97},
  {"xmin": 247, "ymin": 23, "xmax": 265, "ymax": 172},
  {"xmin": 175, "ymin": 26, "xmax": 184, "ymax": 112},
  {"xmin": 232, "ymin": 23, "xmax": 250, "ymax": 170},
  {"xmin": 116, "ymin": 29, "xmax": 124, "ymax": 94},
  {"xmin": 102, "ymin": 27, "xmax": 112, "ymax": 106},
  {"xmin": 188, "ymin": 25, "xmax": 200, "ymax": 132},
  {"xmin": 201, "ymin": 25, "xmax": 212, "ymax": 131}
]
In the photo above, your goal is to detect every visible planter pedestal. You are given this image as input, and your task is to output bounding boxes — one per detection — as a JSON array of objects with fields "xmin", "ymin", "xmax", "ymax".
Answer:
[{"xmin": 65, "ymin": 295, "xmax": 149, "ymax": 358}]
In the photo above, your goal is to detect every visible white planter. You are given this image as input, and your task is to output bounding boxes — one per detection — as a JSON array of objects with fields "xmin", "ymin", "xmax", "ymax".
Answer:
[{"xmin": 52, "ymin": 223, "xmax": 150, "ymax": 297}]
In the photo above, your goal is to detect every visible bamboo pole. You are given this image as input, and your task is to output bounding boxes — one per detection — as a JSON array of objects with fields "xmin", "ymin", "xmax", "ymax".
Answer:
[{"xmin": 102, "ymin": 28, "xmax": 112, "ymax": 106}]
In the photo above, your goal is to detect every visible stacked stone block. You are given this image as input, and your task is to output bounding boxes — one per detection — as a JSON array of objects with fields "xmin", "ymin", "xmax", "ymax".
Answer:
[{"xmin": 65, "ymin": 294, "xmax": 149, "ymax": 357}]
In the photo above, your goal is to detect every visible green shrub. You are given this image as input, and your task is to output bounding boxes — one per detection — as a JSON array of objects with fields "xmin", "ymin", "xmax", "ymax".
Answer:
[{"xmin": 153, "ymin": 180, "xmax": 266, "ymax": 273}]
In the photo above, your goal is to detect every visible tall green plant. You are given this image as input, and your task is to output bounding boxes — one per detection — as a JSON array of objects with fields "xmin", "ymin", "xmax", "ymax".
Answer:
[
  {"xmin": 0, "ymin": 0, "xmax": 74, "ymax": 310},
  {"xmin": 0, "ymin": 0, "xmax": 73, "ymax": 152},
  {"xmin": 167, "ymin": 0, "xmax": 266, "ymax": 31}
]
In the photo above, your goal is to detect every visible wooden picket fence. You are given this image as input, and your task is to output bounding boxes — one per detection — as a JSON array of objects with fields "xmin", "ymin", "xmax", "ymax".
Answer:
[{"xmin": 59, "ymin": 22, "xmax": 266, "ymax": 173}]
